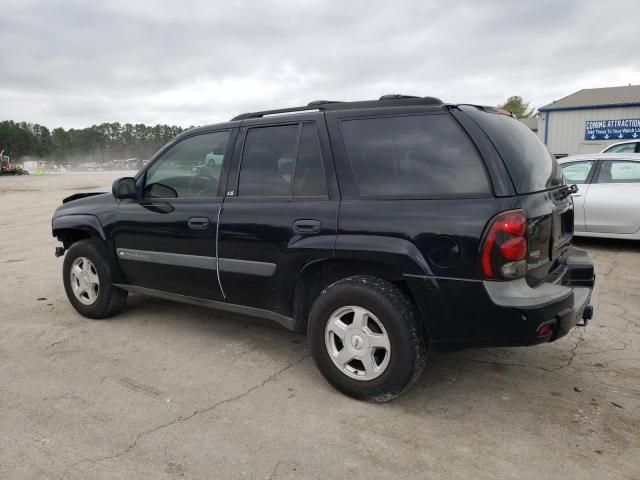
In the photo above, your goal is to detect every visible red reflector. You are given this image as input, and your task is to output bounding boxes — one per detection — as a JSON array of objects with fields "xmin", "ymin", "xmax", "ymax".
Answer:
[
  {"xmin": 481, "ymin": 233, "xmax": 497, "ymax": 277},
  {"xmin": 499, "ymin": 237, "xmax": 527, "ymax": 261},
  {"xmin": 536, "ymin": 323, "xmax": 554, "ymax": 336}
]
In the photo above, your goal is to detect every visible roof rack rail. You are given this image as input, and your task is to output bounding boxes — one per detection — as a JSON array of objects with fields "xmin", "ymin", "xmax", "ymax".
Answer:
[
  {"xmin": 231, "ymin": 96, "xmax": 444, "ymax": 121},
  {"xmin": 307, "ymin": 100, "xmax": 344, "ymax": 106},
  {"xmin": 379, "ymin": 94, "xmax": 420, "ymax": 100},
  {"xmin": 232, "ymin": 105, "xmax": 325, "ymax": 121}
]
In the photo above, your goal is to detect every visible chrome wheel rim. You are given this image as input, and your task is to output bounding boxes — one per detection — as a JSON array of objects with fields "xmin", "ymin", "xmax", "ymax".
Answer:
[
  {"xmin": 325, "ymin": 306, "xmax": 391, "ymax": 381},
  {"xmin": 70, "ymin": 257, "xmax": 100, "ymax": 305}
]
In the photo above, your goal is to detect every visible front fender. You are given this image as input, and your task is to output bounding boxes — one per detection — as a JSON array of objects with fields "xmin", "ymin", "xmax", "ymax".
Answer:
[{"xmin": 52, "ymin": 214, "xmax": 106, "ymax": 241}]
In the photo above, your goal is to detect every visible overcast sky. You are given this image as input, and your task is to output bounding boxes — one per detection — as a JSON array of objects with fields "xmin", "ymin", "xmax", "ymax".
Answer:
[{"xmin": 1, "ymin": 0, "xmax": 638, "ymax": 129}]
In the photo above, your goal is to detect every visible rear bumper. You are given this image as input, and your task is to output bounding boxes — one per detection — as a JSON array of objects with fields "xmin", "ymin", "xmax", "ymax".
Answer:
[
  {"xmin": 483, "ymin": 246, "xmax": 595, "ymax": 344},
  {"xmin": 481, "ymin": 279, "xmax": 592, "ymax": 346},
  {"xmin": 414, "ymin": 247, "xmax": 595, "ymax": 350},
  {"xmin": 554, "ymin": 286, "xmax": 592, "ymax": 338}
]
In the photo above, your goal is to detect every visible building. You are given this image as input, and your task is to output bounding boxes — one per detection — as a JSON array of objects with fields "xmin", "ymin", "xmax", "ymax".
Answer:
[
  {"xmin": 538, "ymin": 85, "xmax": 640, "ymax": 157},
  {"xmin": 519, "ymin": 116, "xmax": 538, "ymax": 133}
]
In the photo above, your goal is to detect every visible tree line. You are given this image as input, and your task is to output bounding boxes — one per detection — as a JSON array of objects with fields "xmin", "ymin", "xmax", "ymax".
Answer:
[{"xmin": 0, "ymin": 120, "xmax": 186, "ymax": 164}]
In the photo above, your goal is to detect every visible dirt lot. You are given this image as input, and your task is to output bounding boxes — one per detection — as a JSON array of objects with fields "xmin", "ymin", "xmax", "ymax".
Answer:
[{"xmin": 1, "ymin": 173, "xmax": 638, "ymax": 479}]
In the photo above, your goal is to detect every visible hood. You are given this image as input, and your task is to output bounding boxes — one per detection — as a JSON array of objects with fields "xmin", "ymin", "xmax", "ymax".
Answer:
[{"xmin": 62, "ymin": 186, "xmax": 111, "ymax": 204}]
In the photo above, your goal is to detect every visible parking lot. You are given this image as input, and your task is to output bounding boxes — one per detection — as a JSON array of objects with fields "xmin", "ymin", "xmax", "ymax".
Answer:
[{"xmin": 0, "ymin": 172, "xmax": 638, "ymax": 479}]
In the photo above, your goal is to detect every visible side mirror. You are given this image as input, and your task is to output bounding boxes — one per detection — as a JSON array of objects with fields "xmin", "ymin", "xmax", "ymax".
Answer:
[{"xmin": 112, "ymin": 177, "xmax": 137, "ymax": 199}]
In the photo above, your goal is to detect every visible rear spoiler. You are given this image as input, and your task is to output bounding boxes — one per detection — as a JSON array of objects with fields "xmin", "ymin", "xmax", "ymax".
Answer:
[{"xmin": 447, "ymin": 104, "xmax": 516, "ymax": 118}]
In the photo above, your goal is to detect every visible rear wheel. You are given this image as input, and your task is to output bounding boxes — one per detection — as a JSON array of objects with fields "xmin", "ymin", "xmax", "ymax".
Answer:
[
  {"xmin": 308, "ymin": 275, "xmax": 426, "ymax": 402},
  {"xmin": 62, "ymin": 239, "xmax": 128, "ymax": 319}
]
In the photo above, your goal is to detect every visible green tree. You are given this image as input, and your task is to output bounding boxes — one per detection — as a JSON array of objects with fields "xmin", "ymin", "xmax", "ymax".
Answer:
[
  {"xmin": 0, "ymin": 120, "xmax": 185, "ymax": 165},
  {"xmin": 498, "ymin": 96, "xmax": 536, "ymax": 119}
]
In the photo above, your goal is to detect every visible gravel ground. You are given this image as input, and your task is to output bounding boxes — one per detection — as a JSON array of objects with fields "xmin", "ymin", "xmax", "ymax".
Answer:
[{"xmin": 0, "ymin": 172, "xmax": 638, "ymax": 479}]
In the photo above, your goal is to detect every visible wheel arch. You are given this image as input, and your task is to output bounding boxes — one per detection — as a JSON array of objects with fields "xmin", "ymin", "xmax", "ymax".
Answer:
[
  {"xmin": 292, "ymin": 262, "xmax": 439, "ymax": 339},
  {"xmin": 53, "ymin": 214, "xmax": 106, "ymax": 247},
  {"xmin": 53, "ymin": 215, "xmax": 127, "ymax": 284}
]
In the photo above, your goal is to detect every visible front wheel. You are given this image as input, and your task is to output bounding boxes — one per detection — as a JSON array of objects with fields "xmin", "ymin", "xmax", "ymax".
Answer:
[
  {"xmin": 308, "ymin": 276, "xmax": 426, "ymax": 402},
  {"xmin": 62, "ymin": 239, "xmax": 128, "ymax": 319}
]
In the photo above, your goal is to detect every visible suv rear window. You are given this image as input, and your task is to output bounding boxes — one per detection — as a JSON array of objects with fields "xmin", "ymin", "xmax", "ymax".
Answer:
[
  {"xmin": 340, "ymin": 114, "xmax": 490, "ymax": 198},
  {"xmin": 464, "ymin": 108, "xmax": 563, "ymax": 194}
]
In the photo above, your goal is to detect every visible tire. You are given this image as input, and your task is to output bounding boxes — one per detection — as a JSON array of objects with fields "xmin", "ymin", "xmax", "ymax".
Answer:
[
  {"xmin": 62, "ymin": 239, "xmax": 128, "ymax": 319},
  {"xmin": 308, "ymin": 275, "xmax": 426, "ymax": 402}
]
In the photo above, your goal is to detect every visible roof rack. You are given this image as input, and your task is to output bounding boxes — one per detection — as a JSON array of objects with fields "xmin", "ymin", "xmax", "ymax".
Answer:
[{"xmin": 231, "ymin": 95, "xmax": 443, "ymax": 121}]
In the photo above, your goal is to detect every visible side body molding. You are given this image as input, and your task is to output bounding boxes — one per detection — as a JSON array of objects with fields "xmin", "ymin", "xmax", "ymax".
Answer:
[{"xmin": 115, "ymin": 248, "xmax": 276, "ymax": 277}]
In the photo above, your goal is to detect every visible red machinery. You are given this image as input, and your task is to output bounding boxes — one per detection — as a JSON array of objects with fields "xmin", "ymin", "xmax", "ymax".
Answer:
[{"xmin": 0, "ymin": 150, "xmax": 27, "ymax": 175}]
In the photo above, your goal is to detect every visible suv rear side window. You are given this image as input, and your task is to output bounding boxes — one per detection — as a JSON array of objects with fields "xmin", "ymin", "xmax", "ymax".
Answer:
[
  {"xmin": 238, "ymin": 123, "xmax": 327, "ymax": 198},
  {"xmin": 340, "ymin": 114, "xmax": 490, "ymax": 198},
  {"xmin": 238, "ymin": 125, "xmax": 298, "ymax": 196},
  {"xmin": 464, "ymin": 108, "xmax": 563, "ymax": 194},
  {"xmin": 293, "ymin": 124, "xmax": 327, "ymax": 197}
]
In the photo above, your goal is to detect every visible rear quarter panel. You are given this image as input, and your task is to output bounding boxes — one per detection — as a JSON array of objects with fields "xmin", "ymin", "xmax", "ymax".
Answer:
[{"xmin": 337, "ymin": 198, "xmax": 516, "ymax": 341}]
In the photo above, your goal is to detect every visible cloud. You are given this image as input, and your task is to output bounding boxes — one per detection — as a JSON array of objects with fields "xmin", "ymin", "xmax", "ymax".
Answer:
[{"xmin": 0, "ymin": 0, "xmax": 638, "ymax": 128}]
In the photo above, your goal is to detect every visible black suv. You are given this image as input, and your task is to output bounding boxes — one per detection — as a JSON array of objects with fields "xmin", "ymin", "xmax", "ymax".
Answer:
[{"xmin": 52, "ymin": 96, "xmax": 595, "ymax": 401}]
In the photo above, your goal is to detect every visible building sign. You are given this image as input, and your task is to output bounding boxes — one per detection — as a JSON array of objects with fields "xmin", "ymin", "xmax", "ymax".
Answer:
[{"xmin": 585, "ymin": 118, "xmax": 640, "ymax": 141}]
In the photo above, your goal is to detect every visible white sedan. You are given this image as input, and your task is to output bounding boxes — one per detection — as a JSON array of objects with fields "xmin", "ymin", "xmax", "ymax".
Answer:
[
  {"xmin": 601, "ymin": 140, "xmax": 640, "ymax": 153},
  {"xmin": 559, "ymin": 153, "xmax": 640, "ymax": 239}
]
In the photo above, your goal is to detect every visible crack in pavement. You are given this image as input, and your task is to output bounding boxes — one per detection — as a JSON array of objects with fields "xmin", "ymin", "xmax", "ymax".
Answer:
[
  {"xmin": 458, "ymin": 328, "xmax": 589, "ymax": 373},
  {"xmin": 549, "ymin": 328, "xmax": 586, "ymax": 371},
  {"xmin": 457, "ymin": 357, "xmax": 558, "ymax": 373},
  {"xmin": 574, "ymin": 340, "xmax": 631, "ymax": 357},
  {"xmin": 58, "ymin": 352, "xmax": 311, "ymax": 478},
  {"xmin": 269, "ymin": 460, "xmax": 282, "ymax": 480},
  {"xmin": 46, "ymin": 335, "xmax": 74, "ymax": 349}
]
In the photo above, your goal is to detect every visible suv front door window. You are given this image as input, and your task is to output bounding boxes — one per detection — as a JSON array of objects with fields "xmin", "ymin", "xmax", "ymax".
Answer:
[{"xmin": 145, "ymin": 131, "xmax": 231, "ymax": 198}]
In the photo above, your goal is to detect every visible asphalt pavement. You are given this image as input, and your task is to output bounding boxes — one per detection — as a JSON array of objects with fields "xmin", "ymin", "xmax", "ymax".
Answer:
[{"xmin": 1, "ymin": 172, "xmax": 638, "ymax": 479}]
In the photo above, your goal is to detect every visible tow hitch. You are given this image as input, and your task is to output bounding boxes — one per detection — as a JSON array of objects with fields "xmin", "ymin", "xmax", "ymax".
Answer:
[{"xmin": 576, "ymin": 305, "xmax": 594, "ymax": 327}]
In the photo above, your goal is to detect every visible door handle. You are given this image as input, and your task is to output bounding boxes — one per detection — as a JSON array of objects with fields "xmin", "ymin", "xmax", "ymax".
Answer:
[
  {"xmin": 293, "ymin": 219, "xmax": 321, "ymax": 234},
  {"xmin": 188, "ymin": 217, "xmax": 210, "ymax": 229}
]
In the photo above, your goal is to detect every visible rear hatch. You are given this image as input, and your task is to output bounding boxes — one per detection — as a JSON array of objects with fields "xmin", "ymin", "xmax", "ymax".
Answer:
[{"xmin": 463, "ymin": 107, "xmax": 571, "ymax": 285}]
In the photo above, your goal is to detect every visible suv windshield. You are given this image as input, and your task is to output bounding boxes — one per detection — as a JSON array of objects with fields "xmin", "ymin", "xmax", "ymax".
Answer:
[{"xmin": 464, "ymin": 108, "xmax": 563, "ymax": 194}]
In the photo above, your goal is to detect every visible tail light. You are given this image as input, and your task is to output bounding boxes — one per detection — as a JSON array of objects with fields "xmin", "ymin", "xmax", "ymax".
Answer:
[{"xmin": 479, "ymin": 209, "xmax": 528, "ymax": 280}]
